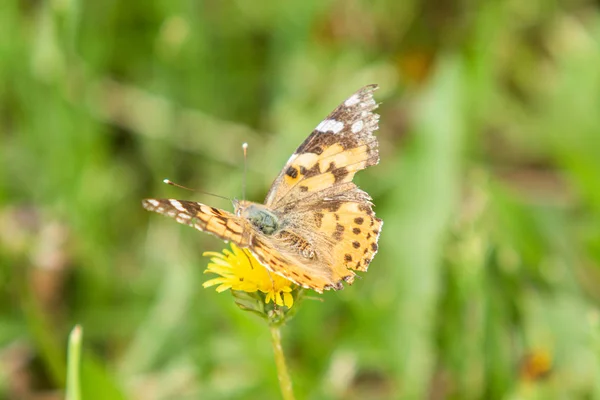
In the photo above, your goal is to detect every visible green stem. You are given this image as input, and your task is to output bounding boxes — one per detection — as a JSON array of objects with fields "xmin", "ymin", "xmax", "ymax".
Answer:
[
  {"xmin": 66, "ymin": 325, "xmax": 83, "ymax": 400},
  {"xmin": 269, "ymin": 324, "xmax": 295, "ymax": 400}
]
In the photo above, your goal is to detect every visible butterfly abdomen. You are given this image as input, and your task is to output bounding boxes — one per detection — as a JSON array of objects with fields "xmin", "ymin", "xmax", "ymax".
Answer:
[{"xmin": 276, "ymin": 230, "xmax": 316, "ymax": 260}]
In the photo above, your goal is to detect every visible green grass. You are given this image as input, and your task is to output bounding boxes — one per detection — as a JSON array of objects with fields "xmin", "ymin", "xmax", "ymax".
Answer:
[{"xmin": 1, "ymin": 0, "xmax": 600, "ymax": 399}]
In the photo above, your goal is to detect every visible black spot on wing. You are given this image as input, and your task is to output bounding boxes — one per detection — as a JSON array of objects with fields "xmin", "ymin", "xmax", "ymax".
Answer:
[
  {"xmin": 303, "ymin": 163, "xmax": 321, "ymax": 179},
  {"xmin": 319, "ymin": 201, "xmax": 342, "ymax": 212},
  {"xmin": 333, "ymin": 167, "xmax": 349, "ymax": 183},
  {"xmin": 211, "ymin": 207, "xmax": 223, "ymax": 216},
  {"xmin": 333, "ymin": 224, "xmax": 344, "ymax": 241},
  {"xmin": 314, "ymin": 212, "xmax": 324, "ymax": 228},
  {"xmin": 286, "ymin": 166, "xmax": 298, "ymax": 179},
  {"xmin": 358, "ymin": 204, "xmax": 374, "ymax": 216}
]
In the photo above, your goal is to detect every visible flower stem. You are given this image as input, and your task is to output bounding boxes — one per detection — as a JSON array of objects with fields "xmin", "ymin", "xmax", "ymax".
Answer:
[
  {"xmin": 66, "ymin": 325, "xmax": 82, "ymax": 400},
  {"xmin": 269, "ymin": 324, "xmax": 295, "ymax": 400}
]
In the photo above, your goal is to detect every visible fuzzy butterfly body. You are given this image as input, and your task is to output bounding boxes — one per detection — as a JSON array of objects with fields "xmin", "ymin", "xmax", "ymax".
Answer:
[{"xmin": 143, "ymin": 85, "xmax": 383, "ymax": 293}]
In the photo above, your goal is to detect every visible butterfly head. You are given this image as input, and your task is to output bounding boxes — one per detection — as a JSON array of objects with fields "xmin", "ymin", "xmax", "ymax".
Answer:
[{"xmin": 233, "ymin": 200, "xmax": 279, "ymax": 235}]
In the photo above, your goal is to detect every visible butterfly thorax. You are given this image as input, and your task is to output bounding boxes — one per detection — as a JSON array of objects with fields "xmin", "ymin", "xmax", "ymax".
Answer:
[{"xmin": 235, "ymin": 200, "xmax": 279, "ymax": 235}]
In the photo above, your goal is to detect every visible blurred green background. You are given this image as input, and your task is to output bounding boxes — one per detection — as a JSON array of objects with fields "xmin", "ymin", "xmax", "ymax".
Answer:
[{"xmin": 2, "ymin": 0, "xmax": 600, "ymax": 399}]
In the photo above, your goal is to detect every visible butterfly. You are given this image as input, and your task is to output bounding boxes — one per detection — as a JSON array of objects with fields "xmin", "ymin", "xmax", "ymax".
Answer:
[{"xmin": 143, "ymin": 85, "xmax": 382, "ymax": 293}]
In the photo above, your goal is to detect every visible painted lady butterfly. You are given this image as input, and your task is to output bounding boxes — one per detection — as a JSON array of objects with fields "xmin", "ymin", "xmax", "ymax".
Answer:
[{"xmin": 143, "ymin": 85, "xmax": 382, "ymax": 293}]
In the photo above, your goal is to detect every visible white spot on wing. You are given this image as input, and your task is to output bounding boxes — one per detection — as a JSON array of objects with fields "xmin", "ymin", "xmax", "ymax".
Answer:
[
  {"xmin": 169, "ymin": 199, "xmax": 186, "ymax": 212},
  {"xmin": 331, "ymin": 120, "xmax": 344, "ymax": 133},
  {"xmin": 344, "ymin": 94, "xmax": 360, "ymax": 107},
  {"xmin": 176, "ymin": 213, "xmax": 192, "ymax": 223},
  {"xmin": 315, "ymin": 119, "xmax": 344, "ymax": 134},
  {"xmin": 146, "ymin": 199, "xmax": 160, "ymax": 207},
  {"xmin": 351, "ymin": 120, "xmax": 364, "ymax": 133}
]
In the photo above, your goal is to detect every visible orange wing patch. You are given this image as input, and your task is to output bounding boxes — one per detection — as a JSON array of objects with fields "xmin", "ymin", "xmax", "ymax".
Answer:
[{"xmin": 289, "ymin": 142, "xmax": 377, "ymax": 194}]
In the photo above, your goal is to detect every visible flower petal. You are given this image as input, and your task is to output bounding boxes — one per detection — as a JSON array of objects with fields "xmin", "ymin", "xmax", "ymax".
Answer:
[
  {"xmin": 203, "ymin": 277, "xmax": 227, "ymax": 288},
  {"xmin": 283, "ymin": 292, "xmax": 294, "ymax": 308},
  {"xmin": 215, "ymin": 283, "xmax": 233, "ymax": 293},
  {"xmin": 202, "ymin": 244, "xmax": 297, "ymax": 309}
]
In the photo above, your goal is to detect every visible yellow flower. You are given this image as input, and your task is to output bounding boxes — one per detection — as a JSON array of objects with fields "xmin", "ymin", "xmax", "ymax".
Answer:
[{"xmin": 203, "ymin": 244, "xmax": 295, "ymax": 308}]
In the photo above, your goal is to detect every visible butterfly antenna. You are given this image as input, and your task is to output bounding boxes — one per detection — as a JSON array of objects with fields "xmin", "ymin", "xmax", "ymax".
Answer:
[
  {"xmin": 162, "ymin": 179, "xmax": 231, "ymax": 202},
  {"xmin": 242, "ymin": 142, "xmax": 248, "ymax": 201}
]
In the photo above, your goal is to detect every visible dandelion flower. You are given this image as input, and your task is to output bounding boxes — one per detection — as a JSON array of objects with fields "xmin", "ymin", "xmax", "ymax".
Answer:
[{"xmin": 203, "ymin": 244, "xmax": 295, "ymax": 308}]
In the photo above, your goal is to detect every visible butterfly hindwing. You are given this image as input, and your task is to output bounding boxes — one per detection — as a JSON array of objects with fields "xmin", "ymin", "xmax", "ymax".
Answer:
[
  {"xmin": 258, "ymin": 186, "xmax": 382, "ymax": 292},
  {"xmin": 308, "ymin": 199, "xmax": 383, "ymax": 274}
]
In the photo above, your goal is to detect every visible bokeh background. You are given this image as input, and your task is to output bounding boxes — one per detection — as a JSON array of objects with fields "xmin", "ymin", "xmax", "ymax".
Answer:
[{"xmin": 2, "ymin": 0, "xmax": 600, "ymax": 399}]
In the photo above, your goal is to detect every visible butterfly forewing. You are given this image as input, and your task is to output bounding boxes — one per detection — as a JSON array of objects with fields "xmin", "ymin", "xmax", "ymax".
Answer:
[
  {"xmin": 264, "ymin": 84, "xmax": 379, "ymax": 209},
  {"xmin": 142, "ymin": 199, "xmax": 249, "ymax": 245}
]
